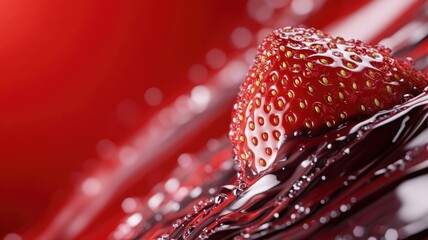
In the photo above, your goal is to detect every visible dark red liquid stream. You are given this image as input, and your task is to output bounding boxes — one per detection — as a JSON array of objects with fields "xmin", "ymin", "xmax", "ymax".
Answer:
[{"xmin": 119, "ymin": 89, "xmax": 428, "ymax": 240}]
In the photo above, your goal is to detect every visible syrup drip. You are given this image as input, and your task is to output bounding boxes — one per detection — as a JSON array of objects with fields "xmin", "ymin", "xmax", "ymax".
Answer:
[{"xmin": 134, "ymin": 92, "xmax": 428, "ymax": 239}]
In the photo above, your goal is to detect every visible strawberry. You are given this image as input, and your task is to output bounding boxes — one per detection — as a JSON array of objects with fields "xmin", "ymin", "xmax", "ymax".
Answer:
[{"xmin": 229, "ymin": 26, "xmax": 427, "ymax": 180}]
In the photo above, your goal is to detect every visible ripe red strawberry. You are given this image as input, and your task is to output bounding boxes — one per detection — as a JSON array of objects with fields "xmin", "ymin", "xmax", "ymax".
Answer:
[{"xmin": 229, "ymin": 26, "xmax": 427, "ymax": 180}]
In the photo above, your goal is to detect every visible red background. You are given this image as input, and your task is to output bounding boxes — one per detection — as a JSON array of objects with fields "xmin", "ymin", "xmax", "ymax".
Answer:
[{"xmin": 0, "ymin": 1, "xmax": 251, "ymax": 236}]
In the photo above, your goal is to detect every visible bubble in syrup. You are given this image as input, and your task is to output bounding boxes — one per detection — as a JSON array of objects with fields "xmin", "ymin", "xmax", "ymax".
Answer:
[
  {"xmin": 215, "ymin": 194, "xmax": 228, "ymax": 205},
  {"xmin": 172, "ymin": 219, "xmax": 182, "ymax": 229},
  {"xmin": 160, "ymin": 234, "xmax": 170, "ymax": 240}
]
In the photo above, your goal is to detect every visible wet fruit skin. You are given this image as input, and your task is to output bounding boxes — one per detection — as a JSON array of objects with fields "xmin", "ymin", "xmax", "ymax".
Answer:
[{"xmin": 229, "ymin": 26, "xmax": 427, "ymax": 180}]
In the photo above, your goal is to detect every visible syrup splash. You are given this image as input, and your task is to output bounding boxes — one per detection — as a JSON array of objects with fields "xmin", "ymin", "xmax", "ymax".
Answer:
[{"xmin": 113, "ymin": 89, "xmax": 428, "ymax": 239}]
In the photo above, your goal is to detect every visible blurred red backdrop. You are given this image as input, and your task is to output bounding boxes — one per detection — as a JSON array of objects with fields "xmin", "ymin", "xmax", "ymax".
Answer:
[{"xmin": 0, "ymin": 1, "xmax": 253, "ymax": 236}]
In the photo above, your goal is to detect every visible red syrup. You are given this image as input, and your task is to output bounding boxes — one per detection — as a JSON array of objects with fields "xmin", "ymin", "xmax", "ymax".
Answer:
[{"xmin": 120, "ymin": 89, "xmax": 428, "ymax": 239}]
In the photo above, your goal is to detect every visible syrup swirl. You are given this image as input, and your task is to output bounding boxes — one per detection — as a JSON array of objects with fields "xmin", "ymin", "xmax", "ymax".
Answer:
[{"xmin": 121, "ymin": 90, "xmax": 428, "ymax": 239}]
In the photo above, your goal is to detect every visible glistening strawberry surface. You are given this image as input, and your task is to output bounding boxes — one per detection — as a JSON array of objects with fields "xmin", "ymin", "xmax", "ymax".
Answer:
[{"xmin": 229, "ymin": 26, "xmax": 427, "ymax": 180}]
